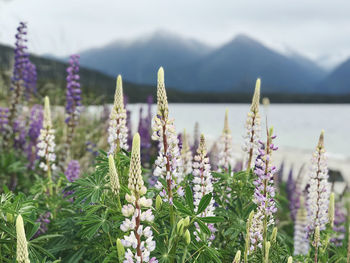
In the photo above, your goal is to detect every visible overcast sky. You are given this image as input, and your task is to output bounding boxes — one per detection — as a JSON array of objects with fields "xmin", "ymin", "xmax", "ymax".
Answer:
[{"xmin": 1, "ymin": 0, "xmax": 350, "ymax": 69}]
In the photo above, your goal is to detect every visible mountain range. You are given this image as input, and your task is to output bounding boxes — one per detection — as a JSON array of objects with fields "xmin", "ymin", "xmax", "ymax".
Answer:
[{"xmin": 78, "ymin": 31, "xmax": 349, "ymax": 94}]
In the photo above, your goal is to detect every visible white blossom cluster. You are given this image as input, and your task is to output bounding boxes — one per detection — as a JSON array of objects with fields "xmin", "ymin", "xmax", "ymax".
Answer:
[
  {"xmin": 294, "ymin": 196, "xmax": 309, "ymax": 255},
  {"xmin": 120, "ymin": 133, "xmax": 157, "ymax": 263},
  {"xmin": 307, "ymin": 131, "xmax": 330, "ymax": 232},
  {"xmin": 192, "ymin": 134, "xmax": 216, "ymax": 242},
  {"xmin": 242, "ymin": 79, "xmax": 261, "ymax": 170},
  {"xmin": 152, "ymin": 67, "xmax": 183, "ymax": 203},
  {"xmin": 217, "ymin": 110, "xmax": 234, "ymax": 173},
  {"xmin": 37, "ymin": 96, "xmax": 56, "ymax": 172},
  {"xmin": 108, "ymin": 75, "xmax": 128, "ymax": 155}
]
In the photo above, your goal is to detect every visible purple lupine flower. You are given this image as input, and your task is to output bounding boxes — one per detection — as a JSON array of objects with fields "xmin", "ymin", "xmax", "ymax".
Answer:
[
  {"xmin": 331, "ymin": 203, "xmax": 346, "ymax": 247},
  {"xmin": 286, "ymin": 167, "xmax": 300, "ymax": 221},
  {"xmin": 34, "ymin": 212, "xmax": 51, "ymax": 237},
  {"xmin": 191, "ymin": 122, "xmax": 200, "ymax": 154},
  {"xmin": 65, "ymin": 160, "xmax": 80, "ymax": 182},
  {"xmin": 86, "ymin": 141, "xmax": 99, "ymax": 157},
  {"xmin": 8, "ymin": 22, "xmax": 30, "ymax": 126},
  {"xmin": 13, "ymin": 118, "xmax": 26, "ymax": 150},
  {"xmin": 65, "ymin": 54, "xmax": 81, "ymax": 124},
  {"xmin": 249, "ymin": 129, "xmax": 278, "ymax": 251},
  {"xmin": 27, "ymin": 104, "xmax": 43, "ymax": 170},
  {"xmin": 24, "ymin": 61, "xmax": 37, "ymax": 100}
]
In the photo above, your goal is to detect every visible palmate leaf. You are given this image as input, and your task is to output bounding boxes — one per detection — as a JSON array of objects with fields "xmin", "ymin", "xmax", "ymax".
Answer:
[
  {"xmin": 196, "ymin": 193, "xmax": 212, "ymax": 215},
  {"xmin": 173, "ymin": 199, "xmax": 193, "ymax": 216},
  {"xmin": 200, "ymin": 216, "xmax": 225, "ymax": 223}
]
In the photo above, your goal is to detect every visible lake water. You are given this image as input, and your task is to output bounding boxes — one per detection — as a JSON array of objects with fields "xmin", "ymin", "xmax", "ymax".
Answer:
[{"xmin": 125, "ymin": 103, "xmax": 350, "ymax": 159}]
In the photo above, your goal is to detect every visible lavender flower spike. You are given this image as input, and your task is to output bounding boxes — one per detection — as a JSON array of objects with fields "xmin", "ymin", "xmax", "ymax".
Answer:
[
  {"xmin": 108, "ymin": 75, "xmax": 128, "ymax": 155},
  {"xmin": 306, "ymin": 130, "xmax": 330, "ymax": 232},
  {"xmin": 65, "ymin": 55, "xmax": 82, "ymax": 139},
  {"xmin": 242, "ymin": 79, "xmax": 261, "ymax": 171},
  {"xmin": 180, "ymin": 129, "xmax": 192, "ymax": 175},
  {"xmin": 27, "ymin": 104, "xmax": 43, "ymax": 170},
  {"xmin": 65, "ymin": 160, "xmax": 80, "ymax": 182},
  {"xmin": 9, "ymin": 22, "xmax": 30, "ymax": 126},
  {"xmin": 192, "ymin": 134, "xmax": 216, "ymax": 243},
  {"xmin": 217, "ymin": 109, "xmax": 234, "ymax": 173},
  {"xmin": 120, "ymin": 133, "xmax": 157, "ymax": 263},
  {"xmin": 249, "ymin": 127, "xmax": 278, "ymax": 252},
  {"xmin": 293, "ymin": 196, "xmax": 309, "ymax": 255},
  {"xmin": 152, "ymin": 67, "xmax": 183, "ymax": 207}
]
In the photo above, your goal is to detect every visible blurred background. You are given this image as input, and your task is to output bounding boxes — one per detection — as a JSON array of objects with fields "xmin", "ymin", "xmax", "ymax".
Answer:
[{"xmin": 0, "ymin": 0, "xmax": 349, "ymax": 181}]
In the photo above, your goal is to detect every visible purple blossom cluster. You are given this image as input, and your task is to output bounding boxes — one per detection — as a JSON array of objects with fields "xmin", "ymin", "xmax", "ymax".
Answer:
[
  {"xmin": 34, "ymin": 212, "xmax": 51, "ymax": 237},
  {"xmin": 27, "ymin": 104, "xmax": 43, "ymax": 169},
  {"xmin": 0, "ymin": 107, "xmax": 10, "ymax": 134},
  {"xmin": 24, "ymin": 62, "xmax": 37, "ymax": 100},
  {"xmin": 65, "ymin": 54, "xmax": 81, "ymax": 124},
  {"xmin": 65, "ymin": 160, "xmax": 80, "ymax": 182},
  {"xmin": 331, "ymin": 203, "xmax": 346, "ymax": 247},
  {"xmin": 249, "ymin": 133, "xmax": 278, "ymax": 251}
]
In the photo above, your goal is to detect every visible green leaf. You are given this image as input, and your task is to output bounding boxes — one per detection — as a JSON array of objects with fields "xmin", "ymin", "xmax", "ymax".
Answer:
[
  {"xmin": 173, "ymin": 199, "xmax": 193, "ymax": 215},
  {"xmin": 200, "ymin": 216, "xmax": 225, "ymax": 223},
  {"xmin": 185, "ymin": 185, "xmax": 194, "ymax": 212},
  {"xmin": 196, "ymin": 193, "xmax": 212, "ymax": 215},
  {"xmin": 196, "ymin": 219, "xmax": 211, "ymax": 235}
]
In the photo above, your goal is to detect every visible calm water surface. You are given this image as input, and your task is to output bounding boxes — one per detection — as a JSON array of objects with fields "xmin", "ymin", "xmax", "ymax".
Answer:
[{"xmin": 126, "ymin": 103, "xmax": 350, "ymax": 158}]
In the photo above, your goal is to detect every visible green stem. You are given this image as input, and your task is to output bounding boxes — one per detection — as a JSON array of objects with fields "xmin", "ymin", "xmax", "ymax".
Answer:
[
  {"xmin": 181, "ymin": 246, "xmax": 188, "ymax": 263},
  {"xmin": 170, "ymin": 204, "xmax": 175, "ymax": 226},
  {"xmin": 47, "ymin": 165, "xmax": 53, "ymax": 196}
]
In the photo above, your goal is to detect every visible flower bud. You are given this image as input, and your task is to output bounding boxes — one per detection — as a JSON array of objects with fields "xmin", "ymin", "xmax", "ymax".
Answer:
[
  {"xmin": 183, "ymin": 216, "xmax": 190, "ymax": 227},
  {"xmin": 184, "ymin": 229, "xmax": 191, "ymax": 245},
  {"xmin": 287, "ymin": 256, "xmax": 293, "ymax": 263},
  {"xmin": 16, "ymin": 215, "xmax": 29, "ymax": 263},
  {"xmin": 156, "ymin": 195, "xmax": 162, "ymax": 210},
  {"xmin": 117, "ymin": 238, "xmax": 125, "ymax": 261},
  {"xmin": 313, "ymin": 226, "xmax": 320, "ymax": 247},
  {"xmin": 177, "ymin": 219, "xmax": 185, "ymax": 235},
  {"xmin": 233, "ymin": 250, "xmax": 241, "ymax": 263},
  {"xmin": 6, "ymin": 212, "xmax": 13, "ymax": 223},
  {"xmin": 270, "ymin": 227, "xmax": 278, "ymax": 243}
]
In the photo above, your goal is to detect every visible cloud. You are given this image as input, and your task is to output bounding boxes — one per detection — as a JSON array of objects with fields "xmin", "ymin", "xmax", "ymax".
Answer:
[{"xmin": 1, "ymin": 0, "xmax": 350, "ymax": 68}]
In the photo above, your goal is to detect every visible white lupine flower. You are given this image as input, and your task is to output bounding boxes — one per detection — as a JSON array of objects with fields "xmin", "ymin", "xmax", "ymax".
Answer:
[
  {"xmin": 180, "ymin": 129, "xmax": 193, "ymax": 175},
  {"xmin": 192, "ymin": 134, "xmax": 216, "ymax": 242},
  {"xmin": 217, "ymin": 109, "xmax": 234, "ymax": 172},
  {"xmin": 37, "ymin": 97, "xmax": 56, "ymax": 173},
  {"xmin": 307, "ymin": 130, "xmax": 330, "ymax": 232},
  {"xmin": 242, "ymin": 79, "xmax": 261, "ymax": 170},
  {"xmin": 108, "ymin": 75, "xmax": 128, "ymax": 155},
  {"xmin": 121, "ymin": 133, "xmax": 157, "ymax": 263},
  {"xmin": 152, "ymin": 67, "xmax": 183, "ymax": 203},
  {"xmin": 294, "ymin": 196, "xmax": 309, "ymax": 255},
  {"xmin": 16, "ymin": 215, "xmax": 30, "ymax": 263}
]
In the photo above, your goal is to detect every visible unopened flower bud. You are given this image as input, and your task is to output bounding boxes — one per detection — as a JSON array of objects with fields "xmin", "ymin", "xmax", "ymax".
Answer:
[
  {"xmin": 117, "ymin": 238, "xmax": 125, "ymax": 261},
  {"xmin": 183, "ymin": 216, "xmax": 190, "ymax": 227},
  {"xmin": 271, "ymin": 227, "xmax": 278, "ymax": 243},
  {"xmin": 156, "ymin": 195, "xmax": 162, "ymax": 210},
  {"xmin": 313, "ymin": 226, "xmax": 320, "ymax": 247},
  {"xmin": 16, "ymin": 215, "xmax": 29, "ymax": 263},
  {"xmin": 287, "ymin": 256, "xmax": 293, "ymax": 263},
  {"xmin": 233, "ymin": 250, "xmax": 241, "ymax": 263},
  {"xmin": 265, "ymin": 241, "xmax": 271, "ymax": 263},
  {"xmin": 184, "ymin": 229, "xmax": 191, "ymax": 245},
  {"xmin": 177, "ymin": 219, "xmax": 184, "ymax": 235}
]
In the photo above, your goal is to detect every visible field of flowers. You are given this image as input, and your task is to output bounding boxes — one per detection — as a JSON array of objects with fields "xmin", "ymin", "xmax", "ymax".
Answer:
[{"xmin": 0, "ymin": 22, "xmax": 349, "ymax": 263}]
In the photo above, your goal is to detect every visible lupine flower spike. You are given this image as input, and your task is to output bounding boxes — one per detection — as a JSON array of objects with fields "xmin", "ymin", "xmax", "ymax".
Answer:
[
  {"xmin": 306, "ymin": 130, "xmax": 330, "ymax": 234},
  {"xmin": 108, "ymin": 155, "xmax": 121, "ymax": 209},
  {"xmin": 233, "ymin": 250, "xmax": 241, "ymax": 263},
  {"xmin": 16, "ymin": 215, "xmax": 30, "ymax": 263},
  {"xmin": 152, "ymin": 67, "xmax": 183, "ymax": 217},
  {"xmin": 193, "ymin": 134, "xmax": 216, "ymax": 243},
  {"xmin": 108, "ymin": 75, "xmax": 129, "ymax": 155},
  {"xmin": 249, "ymin": 126, "xmax": 278, "ymax": 252},
  {"xmin": 120, "ymin": 133, "xmax": 157, "ymax": 263},
  {"xmin": 217, "ymin": 109, "xmax": 234, "ymax": 173},
  {"xmin": 242, "ymin": 78, "xmax": 261, "ymax": 171},
  {"xmin": 63, "ymin": 54, "xmax": 82, "ymax": 161},
  {"xmin": 37, "ymin": 96, "xmax": 56, "ymax": 195},
  {"xmin": 181, "ymin": 129, "xmax": 192, "ymax": 175},
  {"xmin": 293, "ymin": 196, "xmax": 309, "ymax": 255},
  {"xmin": 27, "ymin": 104, "xmax": 43, "ymax": 170},
  {"xmin": 9, "ymin": 22, "xmax": 29, "ymax": 127}
]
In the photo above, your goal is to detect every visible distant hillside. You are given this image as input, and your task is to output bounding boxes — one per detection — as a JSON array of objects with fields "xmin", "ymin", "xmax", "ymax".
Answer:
[
  {"xmin": 78, "ymin": 32, "xmax": 333, "ymax": 94},
  {"xmin": 80, "ymin": 31, "xmax": 212, "ymax": 86},
  {"xmin": 318, "ymin": 58, "xmax": 350, "ymax": 94},
  {"xmin": 0, "ymin": 43, "xmax": 158, "ymax": 104}
]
